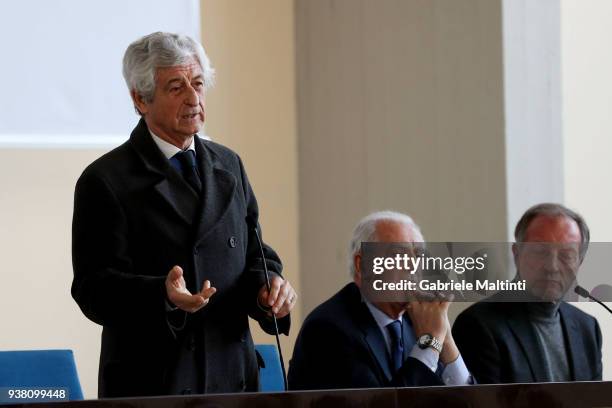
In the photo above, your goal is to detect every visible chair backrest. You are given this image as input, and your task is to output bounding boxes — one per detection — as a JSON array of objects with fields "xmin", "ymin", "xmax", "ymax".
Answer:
[
  {"xmin": 0, "ymin": 349, "xmax": 84, "ymax": 400},
  {"xmin": 254, "ymin": 344, "xmax": 284, "ymax": 392}
]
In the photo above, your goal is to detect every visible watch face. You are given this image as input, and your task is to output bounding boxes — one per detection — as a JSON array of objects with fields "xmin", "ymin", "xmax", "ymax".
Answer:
[{"xmin": 418, "ymin": 334, "xmax": 433, "ymax": 348}]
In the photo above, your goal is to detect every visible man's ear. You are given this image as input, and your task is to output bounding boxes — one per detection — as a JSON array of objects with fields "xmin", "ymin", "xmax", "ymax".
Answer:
[
  {"xmin": 353, "ymin": 253, "xmax": 362, "ymax": 288},
  {"xmin": 512, "ymin": 243, "xmax": 520, "ymax": 274},
  {"xmin": 131, "ymin": 90, "xmax": 148, "ymax": 115}
]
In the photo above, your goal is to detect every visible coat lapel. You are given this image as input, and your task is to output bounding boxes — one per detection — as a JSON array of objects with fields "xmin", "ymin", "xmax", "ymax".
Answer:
[
  {"xmin": 129, "ymin": 119, "xmax": 199, "ymax": 226},
  {"xmin": 153, "ymin": 177, "xmax": 199, "ymax": 226},
  {"xmin": 193, "ymin": 137, "xmax": 237, "ymax": 245},
  {"xmin": 560, "ymin": 303, "xmax": 588, "ymax": 381},
  {"xmin": 362, "ymin": 315, "xmax": 393, "ymax": 382},
  {"xmin": 350, "ymin": 288, "xmax": 393, "ymax": 382},
  {"xmin": 507, "ymin": 304, "xmax": 550, "ymax": 382}
]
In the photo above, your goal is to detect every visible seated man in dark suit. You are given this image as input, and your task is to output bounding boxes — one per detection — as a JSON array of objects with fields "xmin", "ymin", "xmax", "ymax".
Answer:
[
  {"xmin": 453, "ymin": 203, "xmax": 602, "ymax": 384},
  {"xmin": 288, "ymin": 211, "xmax": 472, "ymax": 390}
]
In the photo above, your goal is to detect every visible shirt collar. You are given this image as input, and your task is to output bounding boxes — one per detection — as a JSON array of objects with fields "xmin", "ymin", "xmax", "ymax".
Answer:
[
  {"xmin": 149, "ymin": 129, "xmax": 196, "ymax": 160},
  {"xmin": 364, "ymin": 299, "xmax": 403, "ymax": 332}
]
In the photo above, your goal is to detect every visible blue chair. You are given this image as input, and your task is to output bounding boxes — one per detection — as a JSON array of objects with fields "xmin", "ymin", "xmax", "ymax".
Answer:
[
  {"xmin": 254, "ymin": 344, "xmax": 285, "ymax": 392},
  {"xmin": 0, "ymin": 350, "xmax": 84, "ymax": 400}
]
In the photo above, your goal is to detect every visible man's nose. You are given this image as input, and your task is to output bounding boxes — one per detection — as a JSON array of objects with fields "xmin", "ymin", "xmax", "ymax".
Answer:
[
  {"xmin": 184, "ymin": 84, "xmax": 199, "ymax": 106},
  {"xmin": 542, "ymin": 252, "xmax": 561, "ymax": 276}
]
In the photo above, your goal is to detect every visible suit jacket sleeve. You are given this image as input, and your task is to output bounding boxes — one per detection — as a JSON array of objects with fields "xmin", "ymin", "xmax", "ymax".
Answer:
[
  {"xmin": 452, "ymin": 311, "xmax": 501, "ymax": 384},
  {"xmin": 71, "ymin": 170, "xmax": 167, "ymax": 328},
  {"xmin": 594, "ymin": 318, "xmax": 603, "ymax": 380},
  {"xmin": 235, "ymin": 155, "xmax": 290, "ymax": 335},
  {"xmin": 288, "ymin": 318, "xmax": 441, "ymax": 390},
  {"xmin": 289, "ymin": 319, "xmax": 384, "ymax": 390}
]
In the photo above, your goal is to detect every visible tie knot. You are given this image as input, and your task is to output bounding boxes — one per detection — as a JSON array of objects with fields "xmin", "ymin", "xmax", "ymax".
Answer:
[
  {"xmin": 386, "ymin": 320, "xmax": 402, "ymax": 341},
  {"xmin": 174, "ymin": 150, "xmax": 197, "ymax": 168},
  {"xmin": 171, "ymin": 150, "xmax": 201, "ymax": 194}
]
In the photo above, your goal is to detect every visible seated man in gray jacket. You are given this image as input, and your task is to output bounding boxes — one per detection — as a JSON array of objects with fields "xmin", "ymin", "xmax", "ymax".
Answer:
[{"xmin": 453, "ymin": 203, "xmax": 602, "ymax": 384}]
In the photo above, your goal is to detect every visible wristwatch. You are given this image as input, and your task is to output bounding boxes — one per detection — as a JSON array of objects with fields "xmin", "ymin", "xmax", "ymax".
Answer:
[{"xmin": 417, "ymin": 334, "xmax": 443, "ymax": 353}]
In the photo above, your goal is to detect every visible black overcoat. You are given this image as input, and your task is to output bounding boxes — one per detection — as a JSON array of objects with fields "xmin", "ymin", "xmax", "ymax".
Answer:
[{"xmin": 72, "ymin": 119, "xmax": 288, "ymax": 397}]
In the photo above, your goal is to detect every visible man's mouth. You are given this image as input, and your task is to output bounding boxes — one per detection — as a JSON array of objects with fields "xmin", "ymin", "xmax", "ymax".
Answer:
[
  {"xmin": 182, "ymin": 113, "xmax": 200, "ymax": 119},
  {"xmin": 536, "ymin": 279, "xmax": 563, "ymax": 289}
]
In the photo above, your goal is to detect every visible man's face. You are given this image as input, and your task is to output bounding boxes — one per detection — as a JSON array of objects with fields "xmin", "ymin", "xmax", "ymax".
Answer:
[
  {"xmin": 514, "ymin": 215, "xmax": 582, "ymax": 301},
  {"xmin": 134, "ymin": 58, "xmax": 206, "ymax": 147},
  {"xmin": 354, "ymin": 220, "xmax": 420, "ymax": 313}
]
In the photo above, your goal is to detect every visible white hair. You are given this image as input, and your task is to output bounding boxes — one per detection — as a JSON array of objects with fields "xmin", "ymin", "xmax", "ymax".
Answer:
[
  {"xmin": 348, "ymin": 210, "xmax": 424, "ymax": 277},
  {"xmin": 122, "ymin": 32, "xmax": 215, "ymax": 110}
]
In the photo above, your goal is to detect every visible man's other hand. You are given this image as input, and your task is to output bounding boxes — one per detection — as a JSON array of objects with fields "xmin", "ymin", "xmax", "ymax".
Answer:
[{"xmin": 257, "ymin": 276, "xmax": 297, "ymax": 318}]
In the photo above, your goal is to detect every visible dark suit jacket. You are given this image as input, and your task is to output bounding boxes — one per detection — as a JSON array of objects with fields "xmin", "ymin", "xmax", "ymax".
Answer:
[
  {"xmin": 452, "ymin": 294, "xmax": 602, "ymax": 384},
  {"xmin": 288, "ymin": 283, "xmax": 443, "ymax": 390},
  {"xmin": 71, "ymin": 119, "xmax": 288, "ymax": 397}
]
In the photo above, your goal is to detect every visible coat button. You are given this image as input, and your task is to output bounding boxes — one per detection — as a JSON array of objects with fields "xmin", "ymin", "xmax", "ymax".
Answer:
[{"xmin": 229, "ymin": 236, "xmax": 237, "ymax": 248}]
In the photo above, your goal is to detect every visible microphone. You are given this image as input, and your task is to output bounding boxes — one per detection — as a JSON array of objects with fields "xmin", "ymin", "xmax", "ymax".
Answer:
[
  {"xmin": 574, "ymin": 285, "xmax": 612, "ymax": 315},
  {"xmin": 246, "ymin": 215, "xmax": 288, "ymax": 391}
]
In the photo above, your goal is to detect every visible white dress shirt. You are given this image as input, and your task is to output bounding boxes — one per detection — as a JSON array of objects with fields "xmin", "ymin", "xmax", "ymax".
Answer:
[{"xmin": 149, "ymin": 130, "xmax": 196, "ymax": 159}]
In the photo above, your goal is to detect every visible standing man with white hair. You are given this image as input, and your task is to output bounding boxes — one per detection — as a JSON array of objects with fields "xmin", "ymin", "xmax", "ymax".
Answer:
[
  {"xmin": 288, "ymin": 211, "xmax": 472, "ymax": 390},
  {"xmin": 71, "ymin": 32, "xmax": 296, "ymax": 397}
]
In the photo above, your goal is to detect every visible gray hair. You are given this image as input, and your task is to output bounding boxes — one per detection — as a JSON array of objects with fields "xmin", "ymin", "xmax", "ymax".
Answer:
[
  {"xmin": 122, "ymin": 32, "xmax": 215, "ymax": 108},
  {"xmin": 348, "ymin": 210, "xmax": 424, "ymax": 277},
  {"xmin": 514, "ymin": 203, "xmax": 590, "ymax": 261}
]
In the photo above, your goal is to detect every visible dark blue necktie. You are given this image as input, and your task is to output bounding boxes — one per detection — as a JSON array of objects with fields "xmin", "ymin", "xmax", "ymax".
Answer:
[
  {"xmin": 172, "ymin": 150, "xmax": 202, "ymax": 193},
  {"xmin": 387, "ymin": 320, "xmax": 404, "ymax": 373}
]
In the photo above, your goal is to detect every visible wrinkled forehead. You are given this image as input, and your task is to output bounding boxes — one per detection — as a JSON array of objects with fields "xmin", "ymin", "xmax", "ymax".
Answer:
[{"xmin": 155, "ymin": 59, "xmax": 203, "ymax": 81}]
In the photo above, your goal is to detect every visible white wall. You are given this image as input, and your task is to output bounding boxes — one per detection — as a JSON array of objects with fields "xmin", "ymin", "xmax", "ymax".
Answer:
[
  {"xmin": 561, "ymin": 0, "xmax": 612, "ymax": 381},
  {"xmin": 502, "ymin": 0, "xmax": 564, "ymax": 238},
  {"xmin": 295, "ymin": 0, "xmax": 507, "ymax": 316},
  {"xmin": 0, "ymin": 0, "xmax": 200, "ymax": 146}
]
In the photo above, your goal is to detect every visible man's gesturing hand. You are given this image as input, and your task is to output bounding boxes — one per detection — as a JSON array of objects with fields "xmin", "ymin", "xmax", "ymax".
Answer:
[
  {"xmin": 257, "ymin": 276, "xmax": 297, "ymax": 319},
  {"xmin": 165, "ymin": 266, "xmax": 216, "ymax": 313}
]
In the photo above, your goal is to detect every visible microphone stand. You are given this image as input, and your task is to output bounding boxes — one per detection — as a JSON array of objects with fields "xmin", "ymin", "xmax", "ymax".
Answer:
[
  {"xmin": 249, "ymin": 218, "xmax": 288, "ymax": 391},
  {"xmin": 575, "ymin": 285, "xmax": 612, "ymax": 315}
]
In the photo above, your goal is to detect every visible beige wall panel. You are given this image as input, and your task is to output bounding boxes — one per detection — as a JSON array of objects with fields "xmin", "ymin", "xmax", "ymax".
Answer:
[
  {"xmin": 0, "ymin": 149, "xmax": 108, "ymax": 398},
  {"xmin": 296, "ymin": 0, "xmax": 507, "ymax": 316}
]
